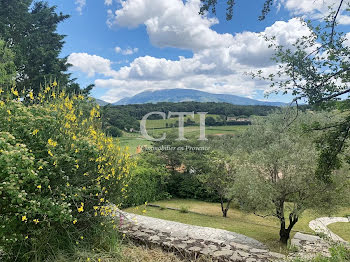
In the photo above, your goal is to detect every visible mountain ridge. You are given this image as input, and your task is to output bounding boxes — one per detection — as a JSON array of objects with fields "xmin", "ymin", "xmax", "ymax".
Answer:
[{"xmin": 112, "ymin": 89, "xmax": 286, "ymax": 106}]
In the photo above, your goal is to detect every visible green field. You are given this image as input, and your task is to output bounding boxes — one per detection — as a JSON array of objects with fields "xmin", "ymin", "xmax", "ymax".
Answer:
[
  {"xmin": 124, "ymin": 199, "xmax": 350, "ymax": 253},
  {"xmin": 118, "ymin": 125, "xmax": 248, "ymax": 154},
  {"xmin": 145, "ymin": 114, "xmax": 223, "ymax": 129}
]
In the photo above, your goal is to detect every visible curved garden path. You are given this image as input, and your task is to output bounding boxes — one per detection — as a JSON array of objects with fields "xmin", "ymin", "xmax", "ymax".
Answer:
[{"xmin": 309, "ymin": 216, "xmax": 350, "ymax": 242}]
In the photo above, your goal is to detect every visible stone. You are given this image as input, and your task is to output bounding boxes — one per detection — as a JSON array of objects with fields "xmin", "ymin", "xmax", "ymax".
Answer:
[
  {"xmin": 293, "ymin": 232, "xmax": 320, "ymax": 242},
  {"xmin": 148, "ymin": 235, "xmax": 160, "ymax": 242},
  {"xmin": 213, "ymin": 250, "xmax": 234, "ymax": 257},
  {"xmin": 188, "ymin": 246, "xmax": 202, "ymax": 252},
  {"xmin": 175, "ymin": 244, "xmax": 187, "ymax": 249},
  {"xmin": 230, "ymin": 242, "xmax": 251, "ymax": 251},
  {"xmin": 268, "ymin": 252, "xmax": 286, "ymax": 259},
  {"xmin": 237, "ymin": 250, "xmax": 250, "ymax": 257},
  {"xmin": 250, "ymin": 248, "xmax": 268, "ymax": 253},
  {"xmin": 230, "ymin": 252, "xmax": 242, "ymax": 261},
  {"xmin": 200, "ymin": 248, "xmax": 211, "ymax": 255},
  {"xmin": 246, "ymin": 258, "xmax": 257, "ymax": 262}
]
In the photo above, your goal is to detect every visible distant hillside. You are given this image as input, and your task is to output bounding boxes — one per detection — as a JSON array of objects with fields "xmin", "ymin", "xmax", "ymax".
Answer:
[
  {"xmin": 114, "ymin": 89, "xmax": 286, "ymax": 106},
  {"xmin": 94, "ymin": 98, "xmax": 109, "ymax": 106}
]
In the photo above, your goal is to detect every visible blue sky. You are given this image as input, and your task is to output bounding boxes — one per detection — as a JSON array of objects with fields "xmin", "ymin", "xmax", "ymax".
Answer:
[{"xmin": 47, "ymin": 0, "xmax": 350, "ymax": 103}]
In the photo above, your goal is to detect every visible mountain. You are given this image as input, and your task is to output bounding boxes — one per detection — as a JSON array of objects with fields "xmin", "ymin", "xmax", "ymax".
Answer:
[
  {"xmin": 113, "ymin": 89, "xmax": 286, "ymax": 106},
  {"xmin": 94, "ymin": 98, "xmax": 109, "ymax": 106}
]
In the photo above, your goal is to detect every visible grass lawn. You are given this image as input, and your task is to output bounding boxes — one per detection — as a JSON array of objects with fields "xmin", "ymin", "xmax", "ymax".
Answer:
[
  {"xmin": 327, "ymin": 222, "xmax": 350, "ymax": 242},
  {"xmin": 124, "ymin": 199, "xmax": 350, "ymax": 253}
]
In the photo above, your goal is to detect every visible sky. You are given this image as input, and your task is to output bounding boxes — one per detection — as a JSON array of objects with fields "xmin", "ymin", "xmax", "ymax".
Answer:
[{"xmin": 46, "ymin": 0, "xmax": 350, "ymax": 103}]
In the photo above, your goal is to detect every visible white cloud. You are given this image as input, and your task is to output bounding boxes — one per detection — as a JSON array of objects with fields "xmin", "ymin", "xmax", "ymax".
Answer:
[
  {"xmin": 281, "ymin": 0, "xmax": 350, "ymax": 25},
  {"xmin": 109, "ymin": 0, "xmax": 234, "ymax": 51},
  {"xmin": 344, "ymin": 32, "xmax": 350, "ymax": 47},
  {"xmin": 75, "ymin": 0, "xmax": 86, "ymax": 15},
  {"xmin": 105, "ymin": 0, "xmax": 113, "ymax": 6},
  {"xmin": 69, "ymin": 17, "xmax": 312, "ymax": 103},
  {"xmin": 68, "ymin": 53, "xmax": 117, "ymax": 78},
  {"xmin": 115, "ymin": 46, "xmax": 139, "ymax": 55}
]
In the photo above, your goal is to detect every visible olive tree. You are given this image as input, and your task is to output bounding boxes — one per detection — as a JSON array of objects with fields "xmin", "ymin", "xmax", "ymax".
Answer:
[
  {"xmin": 231, "ymin": 110, "xmax": 349, "ymax": 244},
  {"xmin": 198, "ymin": 151, "xmax": 236, "ymax": 217}
]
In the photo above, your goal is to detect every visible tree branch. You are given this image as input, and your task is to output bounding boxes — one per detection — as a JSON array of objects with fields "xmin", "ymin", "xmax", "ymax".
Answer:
[{"xmin": 330, "ymin": 0, "xmax": 344, "ymax": 44}]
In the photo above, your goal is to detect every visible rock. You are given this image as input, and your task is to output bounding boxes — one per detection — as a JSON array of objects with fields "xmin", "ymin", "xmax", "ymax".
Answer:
[
  {"xmin": 268, "ymin": 252, "xmax": 286, "ymax": 259},
  {"xmin": 230, "ymin": 252, "xmax": 242, "ymax": 261},
  {"xmin": 293, "ymin": 232, "xmax": 320, "ymax": 242},
  {"xmin": 237, "ymin": 250, "xmax": 250, "ymax": 257},
  {"xmin": 246, "ymin": 258, "xmax": 257, "ymax": 262},
  {"xmin": 188, "ymin": 246, "xmax": 202, "ymax": 252},
  {"xmin": 230, "ymin": 242, "xmax": 251, "ymax": 251},
  {"xmin": 175, "ymin": 243, "xmax": 187, "ymax": 249},
  {"xmin": 213, "ymin": 250, "xmax": 234, "ymax": 257},
  {"xmin": 250, "ymin": 248, "xmax": 268, "ymax": 253},
  {"xmin": 149, "ymin": 235, "xmax": 160, "ymax": 242}
]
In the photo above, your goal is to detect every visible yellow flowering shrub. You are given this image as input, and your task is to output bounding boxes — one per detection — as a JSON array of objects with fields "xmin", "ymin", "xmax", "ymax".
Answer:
[{"xmin": 0, "ymin": 85, "xmax": 133, "ymax": 261}]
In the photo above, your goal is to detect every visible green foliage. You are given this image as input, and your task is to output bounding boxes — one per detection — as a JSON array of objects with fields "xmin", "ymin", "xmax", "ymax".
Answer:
[
  {"xmin": 123, "ymin": 153, "xmax": 170, "ymax": 207},
  {"xmin": 0, "ymin": 87, "xmax": 132, "ymax": 261},
  {"xmin": 229, "ymin": 109, "xmax": 349, "ymax": 243},
  {"xmin": 0, "ymin": 0, "xmax": 85, "ymax": 94},
  {"xmin": 0, "ymin": 40, "xmax": 16, "ymax": 87},
  {"xmin": 292, "ymin": 244, "xmax": 350, "ymax": 262},
  {"xmin": 106, "ymin": 126, "xmax": 123, "ymax": 137},
  {"xmin": 179, "ymin": 206, "xmax": 189, "ymax": 213}
]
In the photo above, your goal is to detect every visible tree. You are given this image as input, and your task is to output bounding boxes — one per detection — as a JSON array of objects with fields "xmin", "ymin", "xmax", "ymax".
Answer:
[
  {"xmin": 200, "ymin": 0, "xmax": 350, "ymax": 182},
  {"xmin": 0, "ymin": 40, "xmax": 16, "ymax": 88},
  {"xmin": 198, "ymin": 151, "xmax": 236, "ymax": 217},
  {"xmin": 231, "ymin": 110, "xmax": 349, "ymax": 244},
  {"xmin": 0, "ymin": 0, "xmax": 85, "ymax": 94}
]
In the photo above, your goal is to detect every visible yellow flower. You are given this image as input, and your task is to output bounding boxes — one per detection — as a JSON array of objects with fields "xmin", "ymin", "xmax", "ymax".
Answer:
[
  {"xmin": 25, "ymin": 236, "xmax": 29, "ymax": 239},
  {"xmin": 37, "ymin": 185, "xmax": 42, "ymax": 189},
  {"xmin": 73, "ymin": 219, "xmax": 77, "ymax": 224},
  {"xmin": 7, "ymin": 110, "xmax": 11, "ymax": 115},
  {"xmin": 32, "ymin": 129, "xmax": 39, "ymax": 135},
  {"xmin": 51, "ymin": 92, "xmax": 56, "ymax": 98},
  {"xmin": 77, "ymin": 202, "xmax": 84, "ymax": 213},
  {"xmin": 11, "ymin": 88, "xmax": 19, "ymax": 97},
  {"xmin": 0, "ymin": 88, "xmax": 3, "ymax": 94},
  {"xmin": 66, "ymin": 182, "xmax": 70, "ymax": 187},
  {"xmin": 48, "ymin": 149, "xmax": 53, "ymax": 157},
  {"xmin": 52, "ymin": 81, "xmax": 58, "ymax": 87},
  {"xmin": 44, "ymin": 87, "xmax": 50, "ymax": 93},
  {"xmin": 100, "ymin": 198, "xmax": 104, "ymax": 203},
  {"xmin": 33, "ymin": 219, "xmax": 39, "ymax": 224},
  {"xmin": 38, "ymin": 165, "xmax": 43, "ymax": 170},
  {"xmin": 29, "ymin": 92, "xmax": 34, "ymax": 100},
  {"xmin": 80, "ymin": 236, "xmax": 84, "ymax": 240},
  {"xmin": 87, "ymin": 258, "xmax": 90, "ymax": 262},
  {"xmin": 22, "ymin": 216, "xmax": 27, "ymax": 222},
  {"xmin": 48, "ymin": 138, "xmax": 57, "ymax": 147}
]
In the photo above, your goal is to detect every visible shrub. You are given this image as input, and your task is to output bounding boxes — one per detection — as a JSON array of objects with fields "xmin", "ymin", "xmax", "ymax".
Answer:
[
  {"xmin": 0, "ymin": 86, "xmax": 133, "ymax": 261},
  {"xmin": 106, "ymin": 126, "xmax": 123, "ymax": 137},
  {"xmin": 123, "ymin": 153, "xmax": 170, "ymax": 207}
]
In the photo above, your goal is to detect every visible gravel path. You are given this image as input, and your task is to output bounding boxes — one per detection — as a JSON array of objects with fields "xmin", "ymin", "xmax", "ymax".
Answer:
[
  {"xmin": 121, "ymin": 211, "xmax": 267, "ymax": 249},
  {"xmin": 309, "ymin": 216, "xmax": 350, "ymax": 242}
]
